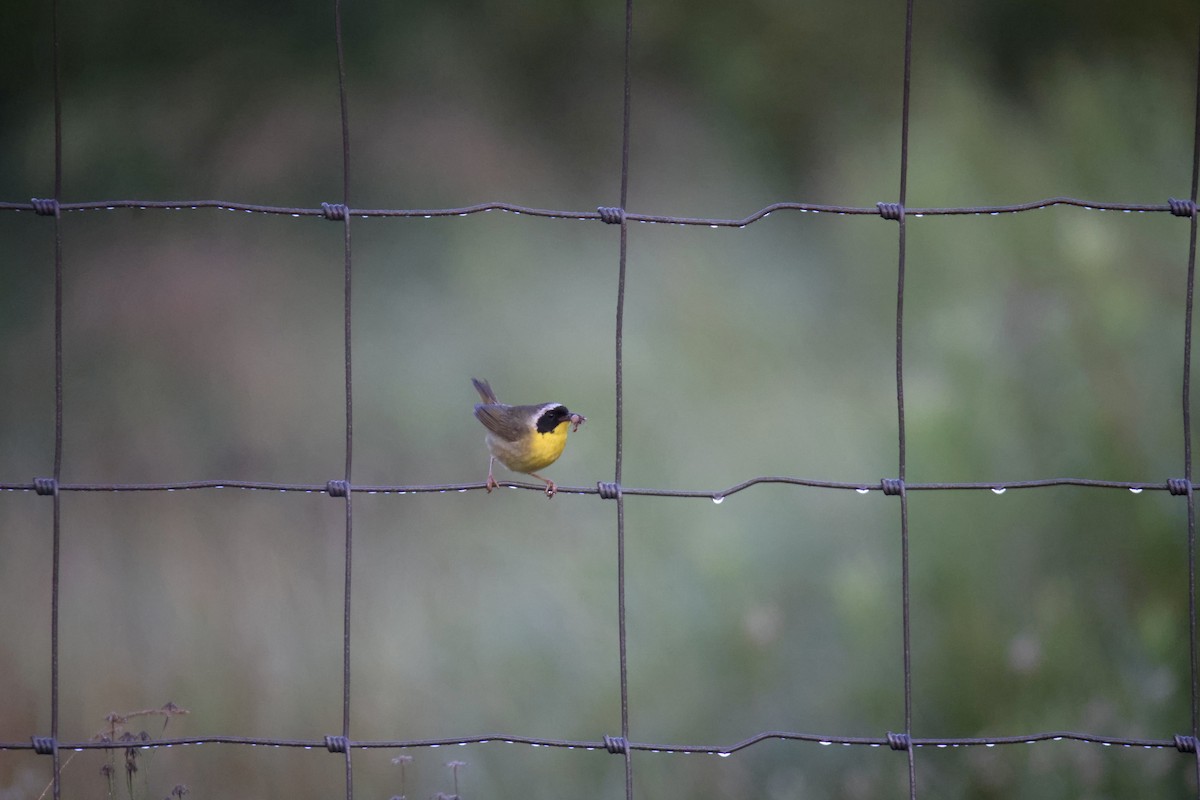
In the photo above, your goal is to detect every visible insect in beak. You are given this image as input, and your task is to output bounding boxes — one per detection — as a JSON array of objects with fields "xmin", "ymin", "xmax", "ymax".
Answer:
[{"xmin": 569, "ymin": 414, "xmax": 586, "ymax": 432}]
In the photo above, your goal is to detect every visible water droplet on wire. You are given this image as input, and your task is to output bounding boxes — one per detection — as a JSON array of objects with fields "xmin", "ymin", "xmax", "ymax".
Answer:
[
  {"xmin": 991, "ymin": 487, "xmax": 1006, "ymax": 495},
  {"xmin": 712, "ymin": 496, "xmax": 725, "ymax": 505}
]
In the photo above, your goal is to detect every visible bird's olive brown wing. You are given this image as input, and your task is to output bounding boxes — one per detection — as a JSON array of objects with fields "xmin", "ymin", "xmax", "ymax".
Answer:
[{"xmin": 473, "ymin": 404, "xmax": 527, "ymax": 442}]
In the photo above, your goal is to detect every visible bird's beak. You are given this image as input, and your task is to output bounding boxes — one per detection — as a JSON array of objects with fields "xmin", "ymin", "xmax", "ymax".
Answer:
[{"xmin": 569, "ymin": 413, "xmax": 586, "ymax": 432}]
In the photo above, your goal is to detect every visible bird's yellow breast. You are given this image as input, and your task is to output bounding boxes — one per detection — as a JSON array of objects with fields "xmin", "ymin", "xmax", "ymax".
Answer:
[{"xmin": 488, "ymin": 420, "xmax": 571, "ymax": 473}]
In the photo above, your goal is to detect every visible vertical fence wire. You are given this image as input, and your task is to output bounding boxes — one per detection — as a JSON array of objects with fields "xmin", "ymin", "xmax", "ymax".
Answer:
[
  {"xmin": 332, "ymin": 1, "xmax": 356, "ymax": 798},
  {"xmin": 892, "ymin": 0, "xmax": 917, "ymax": 797},
  {"xmin": 613, "ymin": 0, "xmax": 636, "ymax": 797},
  {"xmin": 1185, "ymin": 11, "xmax": 1200, "ymax": 792},
  {"xmin": 47, "ymin": 0, "xmax": 64, "ymax": 798}
]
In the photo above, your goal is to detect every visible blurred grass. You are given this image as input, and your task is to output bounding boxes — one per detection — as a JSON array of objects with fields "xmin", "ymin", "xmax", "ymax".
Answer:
[{"xmin": 3, "ymin": 0, "xmax": 1200, "ymax": 798}]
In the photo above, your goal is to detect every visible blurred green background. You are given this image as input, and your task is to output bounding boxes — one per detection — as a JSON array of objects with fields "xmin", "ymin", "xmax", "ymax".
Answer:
[{"xmin": 3, "ymin": 0, "xmax": 1200, "ymax": 798}]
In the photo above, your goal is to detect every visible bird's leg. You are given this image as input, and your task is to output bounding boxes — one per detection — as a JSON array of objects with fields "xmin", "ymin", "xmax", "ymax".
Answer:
[
  {"xmin": 485, "ymin": 456, "xmax": 499, "ymax": 493},
  {"xmin": 529, "ymin": 472, "xmax": 557, "ymax": 498}
]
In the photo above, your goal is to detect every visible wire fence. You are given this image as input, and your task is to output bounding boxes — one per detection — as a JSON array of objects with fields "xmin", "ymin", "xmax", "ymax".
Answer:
[{"xmin": 3, "ymin": 0, "xmax": 1200, "ymax": 798}]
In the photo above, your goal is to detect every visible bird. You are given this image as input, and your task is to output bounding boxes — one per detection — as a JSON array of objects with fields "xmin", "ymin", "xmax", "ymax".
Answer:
[{"xmin": 471, "ymin": 378, "xmax": 585, "ymax": 497}]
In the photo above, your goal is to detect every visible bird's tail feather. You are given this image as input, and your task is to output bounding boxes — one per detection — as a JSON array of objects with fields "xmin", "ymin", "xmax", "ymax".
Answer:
[{"xmin": 471, "ymin": 377, "xmax": 498, "ymax": 404}]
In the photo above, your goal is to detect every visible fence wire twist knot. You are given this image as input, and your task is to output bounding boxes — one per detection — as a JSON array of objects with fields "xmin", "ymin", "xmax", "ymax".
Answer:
[
  {"xmin": 322, "ymin": 202, "xmax": 349, "ymax": 221},
  {"xmin": 876, "ymin": 201, "xmax": 904, "ymax": 221},
  {"xmin": 597, "ymin": 206, "xmax": 625, "ymax": 224},
  {"xmin": 30, "ymin": 737, "xmax": 56, "ymax": 756},
  {"xmin": 1169, "ymin": 197, "xmax": 1198, "ymax": 217},
  {"xmin": 30, "ymin": 197, "xmax": 60, "ymax": 217},
  {"xmin": 597, "ymin": 481, "xmax": 622, "ymax": 499},
  {"xmin": 604, "ymin": 735, "xmax": 630, "ymax": 755}
]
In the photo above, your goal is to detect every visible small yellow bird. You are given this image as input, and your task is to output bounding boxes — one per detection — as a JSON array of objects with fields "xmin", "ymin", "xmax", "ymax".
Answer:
[{"xmin": 472, "ymin": 378, "xmax": 585, "ymax": 497}]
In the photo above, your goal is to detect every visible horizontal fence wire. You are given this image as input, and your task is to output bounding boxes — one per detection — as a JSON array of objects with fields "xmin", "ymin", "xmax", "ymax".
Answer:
[
  {"xmin": 5, "ymin": 0, "xmax": 1200, "ymax": 798},
  {"xmin": 0, "ymin": 196, "xmax": 1195, "ymax": 222},
  {"xmin": 1, "ymin": 730, "xmax": 1197, "ymax": 754},
  {"xmin": 0, "ymin": 476, "xmax": 1197, "ymax": 497}
]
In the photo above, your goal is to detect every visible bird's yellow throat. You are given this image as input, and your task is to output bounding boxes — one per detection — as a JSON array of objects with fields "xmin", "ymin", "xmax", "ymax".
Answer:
[{"xmin": 502, "ymin": 420, "xmax": 570, "ymax": 472}]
